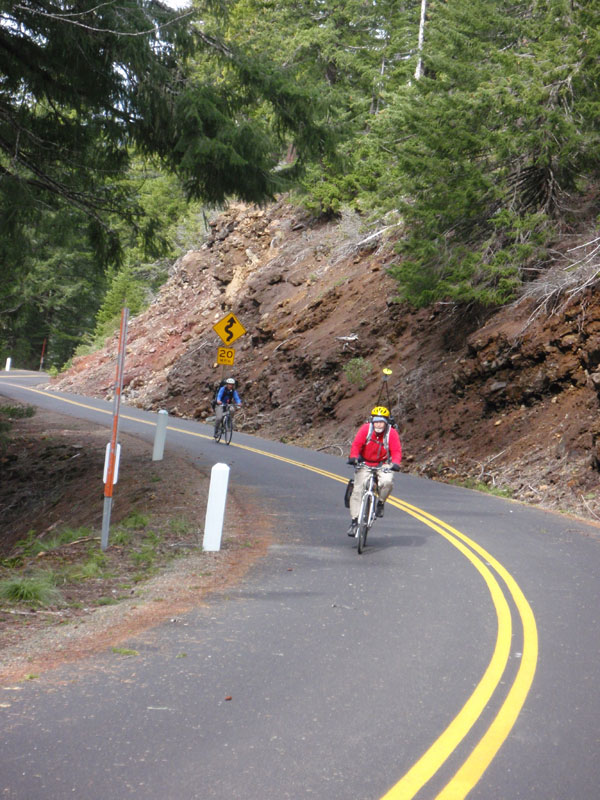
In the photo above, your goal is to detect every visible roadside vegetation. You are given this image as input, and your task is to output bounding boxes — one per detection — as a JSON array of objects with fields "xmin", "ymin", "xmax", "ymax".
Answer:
[
  {"xmin": 0, "ymin": 404, "xmax": 36, "ymax": 452},
  {"xmin": 0, "ymin": 407, "xmax": 224, "ymax": 646},
  {"xmin": 0, "ymin": 511, "xmax": 198, "ymax": 615},
  {"xmin": 449, "ymin": 478, "xmax": 514, "ymax": 500}
]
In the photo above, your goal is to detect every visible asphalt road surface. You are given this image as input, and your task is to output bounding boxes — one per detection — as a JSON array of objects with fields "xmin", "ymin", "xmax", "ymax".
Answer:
[{"xmin": 1, "ymin": 371, "xmax": 600, "ymax": 799}]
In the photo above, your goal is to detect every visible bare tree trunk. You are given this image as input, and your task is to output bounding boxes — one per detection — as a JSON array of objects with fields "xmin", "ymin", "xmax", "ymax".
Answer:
[
  {"xmin": 370, "ymin": 55, "xmax": 387, "ymax": 114},
  {"xmin": 415, "ymin": 0, "xmax": 428, "ymax": 80}
]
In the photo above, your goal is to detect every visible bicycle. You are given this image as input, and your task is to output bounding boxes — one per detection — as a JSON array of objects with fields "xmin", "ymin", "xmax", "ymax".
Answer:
[
  {"xmin": 352, "ymin": 464, "xmax": 390, "ymax": 554},
  {"xmin": 214, "ymin": 404, "xmax": 235, "ymax": 445}
]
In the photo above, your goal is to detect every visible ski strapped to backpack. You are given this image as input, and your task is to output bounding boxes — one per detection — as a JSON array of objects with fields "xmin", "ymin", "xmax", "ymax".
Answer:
[{"xmin": 374, "ymin": 367, "xmax": 393, "ymax": 414}]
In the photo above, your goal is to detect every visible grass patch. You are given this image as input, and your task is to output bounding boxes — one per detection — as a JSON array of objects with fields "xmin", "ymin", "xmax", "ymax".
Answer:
[
  {"xmin": 110, "ymin": 528, "xmax": 134, "ymax": 546},
  {"xmin": 15, "ymin": 527, "xmax": 94, "ymax": 558},
  {"xmin": 0, "ymin": 572, "xmax": 63, "ymax": 607},
  {"xmin": 121, "ymin": 511, "xmax": 150, "ymax": 529},
  {"xmin": 67, "ymin": 554, "xmax": 111, "ymax": 582},
  {"xmin": 112, "ymin": 647, "xmax": 139, "ymax": 656},
  {"xmin": 94, "ymin": 597, "xmax": 119, "ymax": 606},
  {"xmin": 169, "ymin": 517, "xmax": 193, "ymax": 535},
  {"xmin": 450, "ymin": 478, "xmax": 513, "ymax": 498},
  {"xmin": 132, "ymin": 546, "xmax": 156, "ymax": 568}
]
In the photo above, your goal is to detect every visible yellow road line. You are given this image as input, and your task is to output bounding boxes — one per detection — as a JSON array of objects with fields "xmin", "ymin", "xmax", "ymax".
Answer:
[
  {"xmin": 379, "ymin": 498, "xmax": 512, "ymax": 798},
  {"xmin": 5, "ymin": 384, "xmax": 537, "ymax": 798},
  {"xmin": 388, "ymin": 499, "xmax": 538, "ymax": 799}
]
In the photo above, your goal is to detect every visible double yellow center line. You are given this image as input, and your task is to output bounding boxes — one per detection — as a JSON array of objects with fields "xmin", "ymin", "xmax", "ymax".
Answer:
[
  {"xmin": 6, "ymin": 384, "xmax": 538, "ymax": 799},
  {"xmin": 220, "ymin": 444, "xmax": 538, "ymax": 799}
]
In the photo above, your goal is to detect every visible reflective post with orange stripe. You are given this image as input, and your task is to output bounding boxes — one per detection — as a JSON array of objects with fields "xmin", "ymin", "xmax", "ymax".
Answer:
[{"xmin": 101, "ymin": 307, "xmax": 129, "ymax": 551}]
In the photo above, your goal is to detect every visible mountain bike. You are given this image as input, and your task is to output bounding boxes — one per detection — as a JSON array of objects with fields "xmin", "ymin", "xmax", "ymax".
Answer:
[
  {"xmin": 353, "ymin": 465, "xmax": 389, "ymax": 554},
  {"xmin": 214, "ymin": 405, "xmax": 234, "ymax": 445}
]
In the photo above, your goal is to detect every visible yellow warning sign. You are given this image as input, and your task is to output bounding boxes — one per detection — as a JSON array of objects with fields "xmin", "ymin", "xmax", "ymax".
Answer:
[
  {"xmin": 217, "ymin": 347, "xmax": 235, "ymax": 366},
  {"xmin": 213, "ymin": 313, "xmax": 246, "ymax": 345}
]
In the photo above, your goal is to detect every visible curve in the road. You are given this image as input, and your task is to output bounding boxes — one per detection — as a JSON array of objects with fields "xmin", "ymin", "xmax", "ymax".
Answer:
[
  {"xmin": 383, "ymin": 497, "xmax": 538, "ymax": 799},
  {"xmin": 2, "ymin": 380, "xmax": 539, "ymax": 799}
]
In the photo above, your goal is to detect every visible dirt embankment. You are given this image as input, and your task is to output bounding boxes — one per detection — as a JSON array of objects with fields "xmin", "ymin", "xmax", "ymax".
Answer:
[
  {"xmin": 4, "ymin": 199, "xmax": 600, "ymax": 674},
  {"xmin": 50, "ymin": 199, "xmax": 600, "ymax": 522},
  {"xmin": 0, "ymin": 406, "xmax": 272, "ymax": 682}
]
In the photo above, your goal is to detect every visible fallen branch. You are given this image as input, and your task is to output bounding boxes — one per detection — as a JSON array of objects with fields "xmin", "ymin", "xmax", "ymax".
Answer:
[
  {"xmin": 356, "ymin": 223, "xmax": 401, "ymax": 247},
  {"xmin": 580, "ymin": 495, "xmax": 600, "ymax": 522},
  {"xmin": 35, "ymin": 536, "xmax": 100, "ymax": 556},
  {"xmin": 316, "ymin": 443, "xmax": 345, "ymax": 456},
  {"xmin": 6, "ymin": 608, "xmax": 66, "ymax": 617},
  {"xmin": 273, "ymin": 336, "xmax": 298, "ymax": 353}
]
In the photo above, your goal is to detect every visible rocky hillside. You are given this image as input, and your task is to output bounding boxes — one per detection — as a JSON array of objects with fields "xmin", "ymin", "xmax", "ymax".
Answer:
[{"xmin": 53, "ymin": 198, "xmax": 600, "ymax": 523}]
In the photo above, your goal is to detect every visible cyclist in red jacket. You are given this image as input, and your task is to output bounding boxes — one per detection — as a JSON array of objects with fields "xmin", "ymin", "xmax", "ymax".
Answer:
[{"xmin": 346, "ymin": 406, "xmax": 402, "ymax": 535}]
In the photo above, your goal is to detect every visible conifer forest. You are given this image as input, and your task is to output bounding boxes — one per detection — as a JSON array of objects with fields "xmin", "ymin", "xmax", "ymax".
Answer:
[{"xmin": 1, "ymin": 0, "xmax": 599, "ymax": 369}]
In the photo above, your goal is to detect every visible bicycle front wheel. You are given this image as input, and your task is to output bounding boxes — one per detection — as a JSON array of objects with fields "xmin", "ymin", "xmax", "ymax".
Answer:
[
  {"xmin": 357, "ymin": 494, "xmax": 371, "ymax": 554},
  {"xmin": 224, "ymin": 415, "xmax": 233, "ymax": 445}
]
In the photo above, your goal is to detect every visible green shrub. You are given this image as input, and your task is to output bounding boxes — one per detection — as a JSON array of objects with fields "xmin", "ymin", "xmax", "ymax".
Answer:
[
  {"xmin": 0, "ymin": 404, "xmax": 35, "ymax": 419},
  {"xmin": 0, "ymin": 404, "xmax": 35, "ymax": 452},
  {"xmin": 343, "ymin": 357, "xmax": 373, "ymax": 389}
]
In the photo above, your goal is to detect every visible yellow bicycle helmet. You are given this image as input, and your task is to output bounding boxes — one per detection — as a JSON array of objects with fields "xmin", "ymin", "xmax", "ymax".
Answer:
[{"xmin": 370, "ymin": 406, "xmax": 390, "ymax": 418}]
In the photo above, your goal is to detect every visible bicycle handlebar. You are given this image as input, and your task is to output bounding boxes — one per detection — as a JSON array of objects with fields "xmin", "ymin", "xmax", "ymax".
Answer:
[{"xmin": 352, "ymin": 463, "xmax": 392, "ymax": 473}]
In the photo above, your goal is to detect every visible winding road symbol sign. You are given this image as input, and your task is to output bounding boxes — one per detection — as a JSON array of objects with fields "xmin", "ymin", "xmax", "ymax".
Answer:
[{"xmin": 213, "ymin": 313, "xmax": 246, "ymax": 345}]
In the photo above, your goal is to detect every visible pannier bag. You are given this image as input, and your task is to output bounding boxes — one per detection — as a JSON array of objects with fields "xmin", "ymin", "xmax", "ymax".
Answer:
[{"xmin": 344, "ymin": 479, "xmax": 354, "ymax": 508}]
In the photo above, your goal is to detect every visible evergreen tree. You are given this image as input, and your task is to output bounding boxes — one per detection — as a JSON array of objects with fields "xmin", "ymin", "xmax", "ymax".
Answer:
[
  {"xmin": 0, "ymin": 0, "xmax": 331, "ymax": 366},
  {"xmin": 368, "ymin": 0, "xmax": 600, "ymax": 305},
  {"xmin": 220, "ymin": 0, "xmax": 422, "ymax": 216}
]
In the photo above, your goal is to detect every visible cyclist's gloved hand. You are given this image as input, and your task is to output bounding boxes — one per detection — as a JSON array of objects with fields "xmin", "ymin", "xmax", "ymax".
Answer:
[
  {"xmin": 391, "ymin": 463, "xmax": 401, "ymax": 472},
  {"xmin": 347, "ymin": 457, "xmax": 357, "ymax": 466}
]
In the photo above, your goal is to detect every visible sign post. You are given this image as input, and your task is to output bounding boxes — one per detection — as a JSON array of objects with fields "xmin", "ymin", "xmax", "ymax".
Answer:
[
  {"xmin": 101, "ymin": 307, "xmax": 129, "ymax": 551},
  {"xmin": 39, "ymin": 338, "xmax": 47, "ymax": 371}
]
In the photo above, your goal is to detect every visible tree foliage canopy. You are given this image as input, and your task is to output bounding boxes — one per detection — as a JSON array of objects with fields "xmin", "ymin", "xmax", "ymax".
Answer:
[
  {"xmin": 3, "ymin": 0, "xmax": 600, "ymax": 368},
  {"xmin": 0, "ymin": 0, "xmax": 331, "ymax": 366}
]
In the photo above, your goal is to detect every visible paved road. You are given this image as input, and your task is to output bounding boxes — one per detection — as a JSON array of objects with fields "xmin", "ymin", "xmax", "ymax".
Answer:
[{"xmin": 1, "ymin": 371, "xmax": 600, "ymax": 799}]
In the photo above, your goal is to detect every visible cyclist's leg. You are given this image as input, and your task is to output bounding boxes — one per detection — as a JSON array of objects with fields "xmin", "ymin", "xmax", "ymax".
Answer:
[
  {"xmin": 214, "ymin": 405, "xmax": 224, "ymax": 437},
  {"xmin": 348, "ymin": 466, "xmax": 367, "ymax": 533},
  {"xmin": 376, "ymin": 471, "xmax": 394, "ymax": 516}
]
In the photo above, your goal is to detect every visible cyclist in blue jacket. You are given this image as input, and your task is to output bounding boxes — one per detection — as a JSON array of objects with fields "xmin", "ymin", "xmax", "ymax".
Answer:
[{"xmin": 214, "ymin": 378, "xmax": 242, "ymax": 435}]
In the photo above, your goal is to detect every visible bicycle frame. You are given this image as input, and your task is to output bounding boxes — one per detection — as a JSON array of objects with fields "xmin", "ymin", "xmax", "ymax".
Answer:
[
  {"xmin": 353, "ymin": 464, "xmax": 390, "ymax": 553},
  {"xmin": 214, "ymin": 404, "xmax": 234, "ymax": 444}
]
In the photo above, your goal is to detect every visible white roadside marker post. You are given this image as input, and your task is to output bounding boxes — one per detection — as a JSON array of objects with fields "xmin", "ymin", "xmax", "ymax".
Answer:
[
  {"xmin": 4, "ymin": 357, "xmax": 11, "ymax": 371},
  {"xmin": 152, "ymin": 409, "xmax": 169, "ymax": 461},
  {"xmin": 202, "ymin": 463, "xmax": 230, "ymax": 551},
  {"xmin": 101, "ymin": 307, "xmax": 128, "ymax": 551}
]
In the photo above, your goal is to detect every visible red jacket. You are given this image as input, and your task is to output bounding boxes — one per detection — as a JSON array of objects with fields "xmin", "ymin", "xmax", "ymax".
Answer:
[{"xmin": 350, "ymin": 423, "xmax": 402, "ymax": 467}]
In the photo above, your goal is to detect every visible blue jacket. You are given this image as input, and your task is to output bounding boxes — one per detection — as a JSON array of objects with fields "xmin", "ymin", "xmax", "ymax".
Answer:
[{"xmin": 216, "ymin": 386, "xmax": 241, "ymax": 405}]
